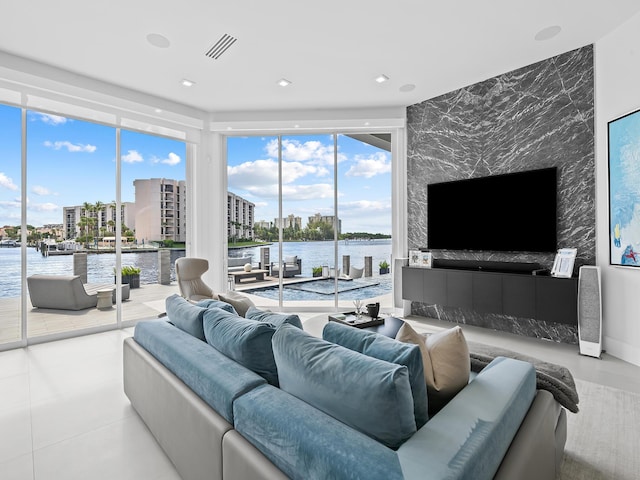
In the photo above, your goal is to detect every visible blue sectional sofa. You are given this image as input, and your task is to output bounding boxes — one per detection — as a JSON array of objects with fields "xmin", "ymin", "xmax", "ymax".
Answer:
[{"xmin": 123, "ymin": 296, "xmax": 566, "ymax": 480}]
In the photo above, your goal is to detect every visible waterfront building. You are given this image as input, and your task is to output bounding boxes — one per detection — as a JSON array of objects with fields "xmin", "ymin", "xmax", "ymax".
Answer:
[
  {"xmin": 63, "ymin": 203, "xmax": 135, "ymax": 241},
  {"xmin": 254, "ymin": 220, "xmax": 272, "ymax": 230},
  {"xmin": 274, "ymin": 214, "xmax": 302, "ymax": 230},
  {"xmin": 134, "ymin": 178, "xmax": 186, "ymax": 244},
  {"xmin": 227, "ymin": 191, "xmax": 255, "ymax": 240},
  {"xmin": 308, "ymin": 213, "xmax": 342, "ymax": 235}
]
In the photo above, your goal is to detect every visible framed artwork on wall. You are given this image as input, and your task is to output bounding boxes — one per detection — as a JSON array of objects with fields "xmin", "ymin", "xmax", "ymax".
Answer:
[{"xmin": 608, "ymin": 108, "xmax": 640, "ymax": 267}]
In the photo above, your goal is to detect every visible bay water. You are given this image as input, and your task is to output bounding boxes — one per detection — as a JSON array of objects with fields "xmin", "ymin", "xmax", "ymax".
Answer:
[{"xmin": 1, "ymin": 239, "xmax": 392, "ymax": 299}]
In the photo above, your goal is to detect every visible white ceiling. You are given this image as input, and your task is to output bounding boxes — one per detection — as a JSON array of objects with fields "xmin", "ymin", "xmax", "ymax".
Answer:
[{"xmin": 1, "ymin": 0, "xmax": 639, "ymax": 114}]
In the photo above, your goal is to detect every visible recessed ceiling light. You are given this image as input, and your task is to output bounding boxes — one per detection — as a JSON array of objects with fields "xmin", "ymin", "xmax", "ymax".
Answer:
[
  {"xmin": 375, "ymin": 74, "xmax": 390, "ymax": 83},
  {"xmin": 535, "ymin": 25, "xmax": 562, "ymax": 41},
  {"xmin": 146, "ymin": 33, "xmax": 171, "ymax": 48},
  {"xmin": 277, "ymin": 78, "xmax": 292, "ymax": 87},
  {"xmin": 154, "ymin": 108, "xmax": 163, "ymax": 113},
  {"xmin": 181, "ymin": 79, "xmax": 195, "ymax": 87},
  {"xmin": 399, "ymin": 84, "xmax": 416, "ymax": 92}
]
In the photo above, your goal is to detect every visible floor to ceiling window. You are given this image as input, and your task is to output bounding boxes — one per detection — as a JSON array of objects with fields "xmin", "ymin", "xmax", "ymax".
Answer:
[
  {"xmin": 120, "ymin": 129, "xmax": 186, "ymax": 323},
  {"xmin": 26, "ymin": 111, "xmax": 118, "ymax": 338},
  {"xmin": 0, "ymin": 100, "xmax": 187, "ymax": 348},
  {"xmin": 0, "ymin": 104, "xmax": 22, "ymax": 345},
  {"xmin": 226, "ymin": 132, "xmax": 392, "ymax": 312}
]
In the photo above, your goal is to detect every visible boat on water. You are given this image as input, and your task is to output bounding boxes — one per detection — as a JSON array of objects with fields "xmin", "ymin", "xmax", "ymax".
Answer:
[{"xmin": 0, "ymin": 240, "xmax": 19, "ymax": 247}]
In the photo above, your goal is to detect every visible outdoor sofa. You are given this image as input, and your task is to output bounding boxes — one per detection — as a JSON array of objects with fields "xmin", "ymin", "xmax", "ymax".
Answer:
[
  {"xmin": 27, "ymin": 274, "xmax": 130, "ymax": 310},
  {"xmin": 123, "ymin": 294, "xmax": 568, "ymax": 480},
  {"xmin": 270, "ymin": 255, "xmax": 302, "ymax": 277}
]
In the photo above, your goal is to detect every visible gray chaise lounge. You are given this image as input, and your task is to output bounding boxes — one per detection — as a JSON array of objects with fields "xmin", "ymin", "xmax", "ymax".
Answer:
[{"xmin": 27, "ymin": 274, "xmax": 130, "ymax": 310}]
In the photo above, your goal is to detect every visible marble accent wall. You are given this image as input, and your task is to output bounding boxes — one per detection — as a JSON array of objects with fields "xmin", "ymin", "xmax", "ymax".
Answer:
[{"xmin": 406, "ymin": 45, "xmax": 595, "ymax": 344}]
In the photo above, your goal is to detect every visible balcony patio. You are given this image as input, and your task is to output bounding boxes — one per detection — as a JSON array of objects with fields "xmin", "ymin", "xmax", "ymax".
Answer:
[{"xmin": 0, "ymin": 282, "xmax": 180, "ymax": 344}]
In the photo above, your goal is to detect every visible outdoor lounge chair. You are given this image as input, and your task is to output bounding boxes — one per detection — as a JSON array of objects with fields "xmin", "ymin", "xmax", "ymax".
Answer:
[
  {"xmin": 175, "ymin": 257, "xmax": 215, "ymax": 302},
  {"xmin": 27, "ymin": 274, "xmax": 130, "ymax": 311},
  {"xmin": 347, "ymin": 265, "xmax": 364, "ymax": 279},
  {"xmin": 270, "ymin": 256, "xmax": 302, "ymax": 278}
]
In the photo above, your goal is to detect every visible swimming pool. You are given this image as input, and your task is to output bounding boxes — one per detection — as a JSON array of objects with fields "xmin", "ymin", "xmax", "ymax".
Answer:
[{"xmin": 247, "ymin": 276, "xmax": 392, "ymax": 301}]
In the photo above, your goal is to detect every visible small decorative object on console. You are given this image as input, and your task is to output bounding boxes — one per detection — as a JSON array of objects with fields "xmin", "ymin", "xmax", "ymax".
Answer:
[
  {"xmin": 551, "ymin": 248, "xmax": 577, "ymax": 278},
  {"xmin": 409, "ymin": 249, "xmax": 432, "ymax": 268}
]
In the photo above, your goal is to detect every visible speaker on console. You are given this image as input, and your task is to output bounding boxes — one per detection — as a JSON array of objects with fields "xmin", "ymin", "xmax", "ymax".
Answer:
[{"xmin": 577, "ymin": 266, "xmax": 602, "ymax": 358}]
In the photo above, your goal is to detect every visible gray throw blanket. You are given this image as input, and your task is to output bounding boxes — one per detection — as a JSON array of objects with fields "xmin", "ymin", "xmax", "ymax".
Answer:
[{"xmin": 467, "ymin": 341, "xmax": 580, "ymax": 413}]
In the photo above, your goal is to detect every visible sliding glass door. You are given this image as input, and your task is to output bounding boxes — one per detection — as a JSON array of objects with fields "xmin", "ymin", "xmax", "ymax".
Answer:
[
  {"xmin": 26, "ymin": 111, "xmax": 117, "ymax": 338},
  {"xmin": 0, "ymin": 101, "xmax": 188, "ymax": 348},
  {"xmin": 120, "ymin": 129, "xmax": 187, "ymax": 323},
  {"xmin": 226, "ymin": 132, "xmax": 392, "ymax": 312},
  {"xmin": 0, "ymin": 104, "xmax": 22, "ymax": 345}
]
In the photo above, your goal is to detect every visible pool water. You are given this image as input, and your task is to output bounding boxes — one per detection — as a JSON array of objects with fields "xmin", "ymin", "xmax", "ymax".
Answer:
[{"xmin": 247, "ymin": 276, "xmax": 392, "ymax": 301}]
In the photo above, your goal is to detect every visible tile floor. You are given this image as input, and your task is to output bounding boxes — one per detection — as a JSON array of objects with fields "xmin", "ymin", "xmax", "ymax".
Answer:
[{"xmin": 1, "ymin": 314, "xmax": 639, "ymax": 479}]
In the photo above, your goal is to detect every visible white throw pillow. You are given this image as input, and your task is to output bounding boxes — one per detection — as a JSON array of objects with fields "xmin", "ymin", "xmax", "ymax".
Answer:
[{"xmin": 396, "ymin": 322, "xmax": 470, "ymax": 413}]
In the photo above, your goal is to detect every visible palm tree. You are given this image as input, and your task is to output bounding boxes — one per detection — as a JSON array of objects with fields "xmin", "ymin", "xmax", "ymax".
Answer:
[{"xmin": 94, "ymin": 201, "xmax": 105, "ymax": 247}]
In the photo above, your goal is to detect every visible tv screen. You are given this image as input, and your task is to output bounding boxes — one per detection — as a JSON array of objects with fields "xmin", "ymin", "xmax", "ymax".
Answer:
[{"xmin": 427, "ymin": 168, "xmax": 557, "ymax": 252}]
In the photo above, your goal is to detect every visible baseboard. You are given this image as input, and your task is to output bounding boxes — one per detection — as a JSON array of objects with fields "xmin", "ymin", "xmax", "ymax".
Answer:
[{"xmin": 603, "ymin": 335, "xmax": 640, "ymax": 367}]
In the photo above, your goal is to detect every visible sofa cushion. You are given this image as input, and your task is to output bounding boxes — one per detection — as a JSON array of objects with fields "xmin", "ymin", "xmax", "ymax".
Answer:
[
  {"xmin": 165, "ymin": 294, "xmax": 208, "ymax": 340},
  {"xmin": 195, "ymin": 298, "xmax": 237, "ymax": 314},
  {"xmin": 273, "ymin": 323, "xmax": 417, "ymax": 449},
  {"xmin": 397, "ymin": 356, "xmax": 536, "ymax": 480},
  {"xmin": 245, "ymin": 306, "xmax": 303, "ymax": 329},
  {"xmin": 322, "ymin": 321, "xmax": 428, "ymax": 429},
  {"xmin": 233, "ymin": 384, "xmax": 404, "ymax": 480},
  {"xmin": 218, "ymin": 291, "xmax": 255, "ymax": 317},
  {"xmin": 133, "ymin": 319, "xmax": 266, "ymax": 423},
  {"xmin": 203, "ymin": 307, "xmax": 279, "ymax": 386},
  {"xmin": 283, "ymin": 255, "xmax": 297, "ymax": 266},
  {"xmin": 396, "ymin": 322, "xmax": 470, "ymax": 414}
]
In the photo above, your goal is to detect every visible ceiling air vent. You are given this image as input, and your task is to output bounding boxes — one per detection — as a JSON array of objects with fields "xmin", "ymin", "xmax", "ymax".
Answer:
[{"xmin": 205, "ymin": 34, "xmax": 237, "ymax": 60}]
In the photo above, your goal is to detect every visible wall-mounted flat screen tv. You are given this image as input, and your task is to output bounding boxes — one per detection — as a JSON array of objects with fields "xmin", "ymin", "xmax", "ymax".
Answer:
[{"xmin": 427, "ymin": 167, "xmax": 557, "ymax": 252}]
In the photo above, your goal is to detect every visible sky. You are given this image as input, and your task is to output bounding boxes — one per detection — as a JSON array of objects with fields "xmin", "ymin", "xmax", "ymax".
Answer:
[
  {"xmin": 227, "ymin": 134, "xmax": 392, "ymax": 234},
  {"xmin": 0, "ymin": 104, "xmax": 186, "ymax": 228},
  {"xmin": 0, "ymin": 103, "xmax": 392, "ymax": 234}
]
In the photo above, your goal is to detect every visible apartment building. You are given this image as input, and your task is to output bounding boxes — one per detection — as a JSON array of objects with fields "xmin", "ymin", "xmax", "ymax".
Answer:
[
  {"xmin": 227, "ymin": 191, "xmax": 255, "ymax": 240},
  {"xmin": 274, "ymin": 214, "xmax": 302, "ymax": 230},
  {"xmin": 62, "ymin": 203, "xmax": 135, "ymax": 241},
  {"xmin": 308, "ymin": 213, "xmax": 342, "ymax": 235},
  {"xmin": 133, "ymin": 178, "xmax": 186, "ymax": 244}
]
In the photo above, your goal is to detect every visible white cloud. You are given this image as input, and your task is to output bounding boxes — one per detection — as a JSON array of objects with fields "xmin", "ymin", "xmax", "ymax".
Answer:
[
  {"xmin": 340, "ymin": 199, "xmax": 390, "ymax": 213},
  {"xmin": 122, "ymin": 150, "xmax": 144, "ymax": 163},
  {"xmin": 265, "ymin": 138, "xmax": 347, "ymax": 165},
  {"xmin": 35, "ymin": 113, "xmax": 68, "ymax": 125},
  {"xmin": 345, "ymin": 152, "xmax": 391, "ymax": 178},
  {"xmin": 0, "ymin": 172, "xmax": 18, "ymax": 191},
  {"xmin": 43, "ymin": 140, "xmax": 97, "ymax": 153},
  {"xmin": 32, "ymin": 185, "xmax": 58, "ymax": 196},
  {"xmin": 0, "ymin": 198, "xmax": 21, "ymax": 209},
  {"xmin": 30, "ymin": 201, "xmax": 59, "ymax": 212},
  {"xmin": 160, "ymin": 152, "xmax": 181, "ymax": 166},
  {"xmin": 228, "ymin": 158, "xmax": 322, "ymax": 190}
]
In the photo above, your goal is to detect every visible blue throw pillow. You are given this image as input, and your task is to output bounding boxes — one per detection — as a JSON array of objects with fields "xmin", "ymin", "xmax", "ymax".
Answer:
[
  {"xmin": 323, "ymin": 321, "xmax": 428, "ymax": 428},
  {"xmin": 273, "ymin": 323, "xmax": 417, "ymax": 449},
  {"xmin": 203, "ymin": 307, "xmax": 279, "ymax": 386},
  {"xmin": 245, "ymin": 306, "xmax": 303, "ymax": 329},
  {"xmin": 196, "ymin": 298, "xmax": 237, "ymax": 314},
  {"xmin": 165, "ymin": 294, "xmax": 208, "ymax": 340}
]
